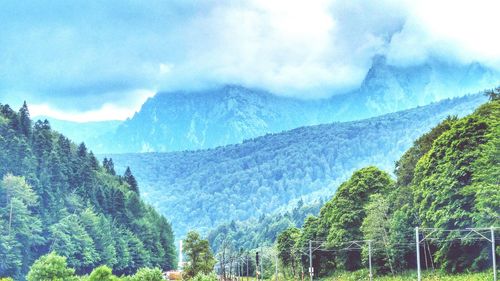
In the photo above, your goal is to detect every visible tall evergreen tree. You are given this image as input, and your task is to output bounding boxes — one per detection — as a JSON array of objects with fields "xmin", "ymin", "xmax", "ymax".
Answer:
[
  {"xmin": 123, "ymin": 167, "xmax": 139, "ymax": 193},
  {"xmin": 18, "ymin": 101, "xmax": 32, "ymax": 139},
  {"xmin": 103, "ymin": 158, "xmax": 116, "ymax": 175},
  {"xmin": 0, "ymin": 100, "xmax": 177, "ymax": 277}
]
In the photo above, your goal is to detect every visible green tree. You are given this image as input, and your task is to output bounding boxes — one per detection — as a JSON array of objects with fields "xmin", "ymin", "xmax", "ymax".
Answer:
[
  {"xmin": 319, "ymin": 167, "xmax": 394, "ymax": 271},
  {"xmin": 184, "ymin": 231, "xmax": 216, "ymax": 278},
  {"xmin": 80, "ymin": 208, "xmax": 118, "ymax": 269},
  {"xmin": 130, "ymin": 267, "xmax": 163, "ymax": 281},
  {"xmin": 0, "ymin": 174, "xmax": 43, "ymax": 277},
  {"xmin": 88, "ymin": 265, "xmax": 118, "ymax": 281},
  {"xmin": 0, "ymin": 174, "xmax": 38, "ymax": 234},
  {"xmin": 394, "ymin": 116, "xmax": 457, "ymax": 187},
  {"xmin": 410, "ymin": 99, "xmax": 500, "ymax": 272},
  {"xmin": 484, "ymin": 86, "xmax": 500, "ymax": 101},
  {"xmin": 123, "ymin": 167, "xmax": 139, "ymax": 194},
  {"xmin": 26, "ymin": 252, "xmax": 78, "ymax": 281},
  {"xmin": 276, "ymin": 227, "xmax": 300, "ymax": 278},
  {"xmin": 0, "ymin": 101, "xmax": 177, "ymax": 276},
  {"xmin": 18, "ymin": 101, "xmax": 32, "ymax": 139},
  {"xmin": 49, "ymin": 215, "xmax": 98, "ymax": 273},
  {"xmin": 103, "ymin": 158, "xmax": 116, "ymax": 176},
  {"xmin": 361, "ymin": 194, "xmax": 394, "ymax": 274}
]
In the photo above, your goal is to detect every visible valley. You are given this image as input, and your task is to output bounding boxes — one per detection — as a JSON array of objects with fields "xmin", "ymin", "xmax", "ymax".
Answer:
[{"xmin": 107, "ymin": 93, "xmax": 488, "ymax": 240}]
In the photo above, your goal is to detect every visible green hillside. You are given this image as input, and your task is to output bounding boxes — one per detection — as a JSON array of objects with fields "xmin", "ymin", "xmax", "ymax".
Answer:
[
  {"xmin": 275, "ymin": 95, "xmax": 499, "ymax": 278},
  {"xmin": 0, "ymin": 103, "xmax": 176, "ymax": 279},
  {"xmin": 108, "ymin": 93, "xmax": 488, "ymax": 239}
]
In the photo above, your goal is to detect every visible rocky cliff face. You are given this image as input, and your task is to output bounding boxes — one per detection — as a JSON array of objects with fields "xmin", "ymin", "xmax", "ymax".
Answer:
[{"xmin": 87, "ymin": 57, "xmax": 498, "ymax": 153}]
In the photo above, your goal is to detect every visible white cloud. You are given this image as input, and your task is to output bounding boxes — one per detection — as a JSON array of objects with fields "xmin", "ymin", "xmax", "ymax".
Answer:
[
  {"xmin": 387, "ymin": 0, "xmax": 500, "ymax": 68},
  {"xmin": 163, "ymin": 0, "xmax": 407, "ymax": 97},
  {"xmin": 1, "ymin": 0, "xmax": 500, "ymax": 120},
  {"xmin": 29, "ymin": 89, "xmax": 155, "ymax": 122}
]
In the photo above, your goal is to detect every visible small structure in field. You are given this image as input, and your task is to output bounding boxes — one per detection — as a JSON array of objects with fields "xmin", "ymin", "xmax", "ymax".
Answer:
[{"xmin": 164, "ymin": 270, "xmax": 183, "ymax": 280}]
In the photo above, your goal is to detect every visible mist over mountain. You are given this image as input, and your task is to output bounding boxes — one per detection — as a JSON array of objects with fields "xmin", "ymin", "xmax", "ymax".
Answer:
[
  {"xmin": 82, "ymin": 58, "xmax": 498, "ymax": 153},
  {"xmin": 40, "ymin": 117, "xmax": 120, "ymax": 145},
  {"xmin": 107, "ymin": 93, "xmax": 487, "ymax": 238}
]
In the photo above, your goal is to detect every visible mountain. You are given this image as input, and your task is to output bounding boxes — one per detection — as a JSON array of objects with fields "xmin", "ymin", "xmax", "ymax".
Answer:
[
  {"xmin": 85, "ymin": 58, "xmax": 499, "ymax": 153},
  {"xmin": 91, "ymin": 86, "xmax": 325, "ymax": 153},
  {"xmin": 276, "ymin": 95, "xmax": 499, "ymax": 276},
  {"xmin": 0, "ymin": 103, "xmax": 176, "ymax": 279},
  {"xmin": 107, "ymin": 93, "xmax": 488, "ymax": 239}
]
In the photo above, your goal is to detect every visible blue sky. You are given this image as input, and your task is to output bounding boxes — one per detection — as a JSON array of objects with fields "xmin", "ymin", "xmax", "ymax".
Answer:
[{"xmin": 0, "ymin": 0, "xmax": 499, "ymax": 121}]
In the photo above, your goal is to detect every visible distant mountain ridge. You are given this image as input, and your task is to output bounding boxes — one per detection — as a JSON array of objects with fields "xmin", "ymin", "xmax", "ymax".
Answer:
[
  {"xmin": 107, "ymin": 93, "xmax": 489, "ymax": 238},
  {"xmin": 38, "ymin": 117, "xmax": 120, "ymax": 145},
  {"xmin": 86, "ymin": 57, "xmax": 499, "ymax": 153}
]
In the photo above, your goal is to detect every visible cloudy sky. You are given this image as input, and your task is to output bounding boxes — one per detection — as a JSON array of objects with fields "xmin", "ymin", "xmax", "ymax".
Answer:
[{"xmin": 0, "ymin": 0, "xmax": 499, "ymax": 121}]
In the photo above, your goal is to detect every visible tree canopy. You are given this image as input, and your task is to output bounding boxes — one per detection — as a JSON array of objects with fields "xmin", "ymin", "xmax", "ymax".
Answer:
[{"xmin": 0, "ymin": 102, "xmax": 176, "ymax": 279}]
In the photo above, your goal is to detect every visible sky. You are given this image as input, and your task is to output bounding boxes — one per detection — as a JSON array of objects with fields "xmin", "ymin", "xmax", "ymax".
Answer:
[{"xmin": 0, "ymin": 0, "xmax": 499, "ymax": 121}]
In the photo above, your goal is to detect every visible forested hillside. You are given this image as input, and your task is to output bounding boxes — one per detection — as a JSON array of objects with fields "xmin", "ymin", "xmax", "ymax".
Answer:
[
  {"xmin": 0, "ymin": 103, "xmax": 176, "ymax": 279},
  {"xmin": 275, "ymin": 94, "xmax": 499, "ymax": 277},
  {"xmin": 109, "ymin": 93, "xmax": 487, "ymax": 239},
  {"xmin": 208, "ymin": 198, "xmax": 325, "ymax": 253}
]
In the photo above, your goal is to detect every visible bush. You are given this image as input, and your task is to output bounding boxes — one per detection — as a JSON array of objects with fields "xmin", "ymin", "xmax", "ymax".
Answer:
[
  {"xmin": 26, "ymin": 252, "xmax": 78, "ymax": 281},
  {"xmin": 190, "ymin": 272, "xmax": 218, "ymax": 281},
  {"xmin": 89, "ymin": 265, "xmax": 119, "ymax": 281},
  {"xmin": 130, "ymin": 268, "xmax": 163, "ymax": 281}
]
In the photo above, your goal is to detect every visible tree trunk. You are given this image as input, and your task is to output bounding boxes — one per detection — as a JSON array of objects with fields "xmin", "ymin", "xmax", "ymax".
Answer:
[{"xmin": 382, "ymin": 228, "xmax": 395, "ymax": 275}]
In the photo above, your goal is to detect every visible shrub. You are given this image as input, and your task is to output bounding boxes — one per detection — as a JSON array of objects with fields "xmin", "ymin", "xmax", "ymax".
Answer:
[
  {"xmin": 190, "ymin": 272, "xmax": 218, "ymax": 281},
  {"xmin": 26, "ymin": 252, "xmax": 78, "ymax": 281},
  {"xmin": 130, "ymin": 268, "xmax": 163, "ymax": 281},
  {"xmin": 89, "ymin": 265, "xmax": 119, "ymax": 281}
]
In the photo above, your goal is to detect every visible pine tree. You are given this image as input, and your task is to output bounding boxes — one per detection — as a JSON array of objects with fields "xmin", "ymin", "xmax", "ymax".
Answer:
[
  {"xmin": 49, "ymin": 214, "xmax": 98, "ymax": 273},
  {"xmin": 103, "ymin": 158, "xmax": 116, "ymax": 175},
  {"xmin": 0, "ymin": 100, "xmax": 177, "ymax": 275},
  {"xmin": 77, "ymin": 143, "xmax": 88, "ymax": 159},
  {"xmin": 18, "ymin": 101, "xmax": 32, "ymax": 139},
  {"xmin": 123, "ymin": 167, "xmax": 139, "ymax": 193}
]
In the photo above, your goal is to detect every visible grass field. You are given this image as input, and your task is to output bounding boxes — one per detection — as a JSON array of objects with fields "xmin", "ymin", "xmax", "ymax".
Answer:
[{"xmin": 321, "ymin": 269, "xmax": 494, "ymax": 281}]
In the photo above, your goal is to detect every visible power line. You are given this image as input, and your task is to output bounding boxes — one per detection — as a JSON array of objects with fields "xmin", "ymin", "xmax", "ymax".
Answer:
[{"xmin": 226, "ymin": 226, "xmax": 499, "ymax": 281}]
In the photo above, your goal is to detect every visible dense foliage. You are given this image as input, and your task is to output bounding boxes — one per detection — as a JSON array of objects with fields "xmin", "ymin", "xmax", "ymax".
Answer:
[
  {"xmin": 275, "ymin": 97, "xmax": 499, "ymax": 277},
  {"xmin": 0, "ymin": 103, "xmax": 176, "ymax": 279},
  {"xmin": 208, "ymin": 198, "xmax": 324, "ymax": 252},
  {"xmin": 25, "ymin": 253, "xmax": 164, "ymax": 281},
  {"xmin": 109, "ymin": 94, "xmax": 487, "ymax": 239},
  {"xmin": 26, "ymin": 252, "xmax": 78, "ymax": 281}
]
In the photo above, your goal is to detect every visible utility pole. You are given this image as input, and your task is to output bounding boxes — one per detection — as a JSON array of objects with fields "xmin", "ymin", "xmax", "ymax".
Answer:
[
  {"xmin": 309, "ymin": 240, "xmax": 313, "ymax": 281},
  {"xmin": 246, "ymin": 254, "xmax": 249, "ymax": 281},
  {"xmin": 256, "ymin": 251, "xmax": 259, "ymax": 281},
  {"xmin": 416, "ymin": 227, "xmax": 421, "ymax": 281},
  {"xmin": 260, "ymin": 247, "xmax": 263, "ymax": 281},
  {"xmin": 368, "ymin": 240, "xmax": 373, "ymax": 281},
  {"xmin": 491, "ymin": 227, "xmax": 497, "ymax": 281}
]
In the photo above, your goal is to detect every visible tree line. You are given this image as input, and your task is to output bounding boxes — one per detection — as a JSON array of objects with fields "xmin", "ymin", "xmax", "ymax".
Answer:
[
  {"xmin": 110, "ymin": 93, "xmax": 487, "ymax": 240},
  {"xmin": 275, "ymin": 96, "xmax": 499, "ymax": 277},
  {"xmin": 0, "ymin": 102, "xmax": 176, "ymax": 279}
]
